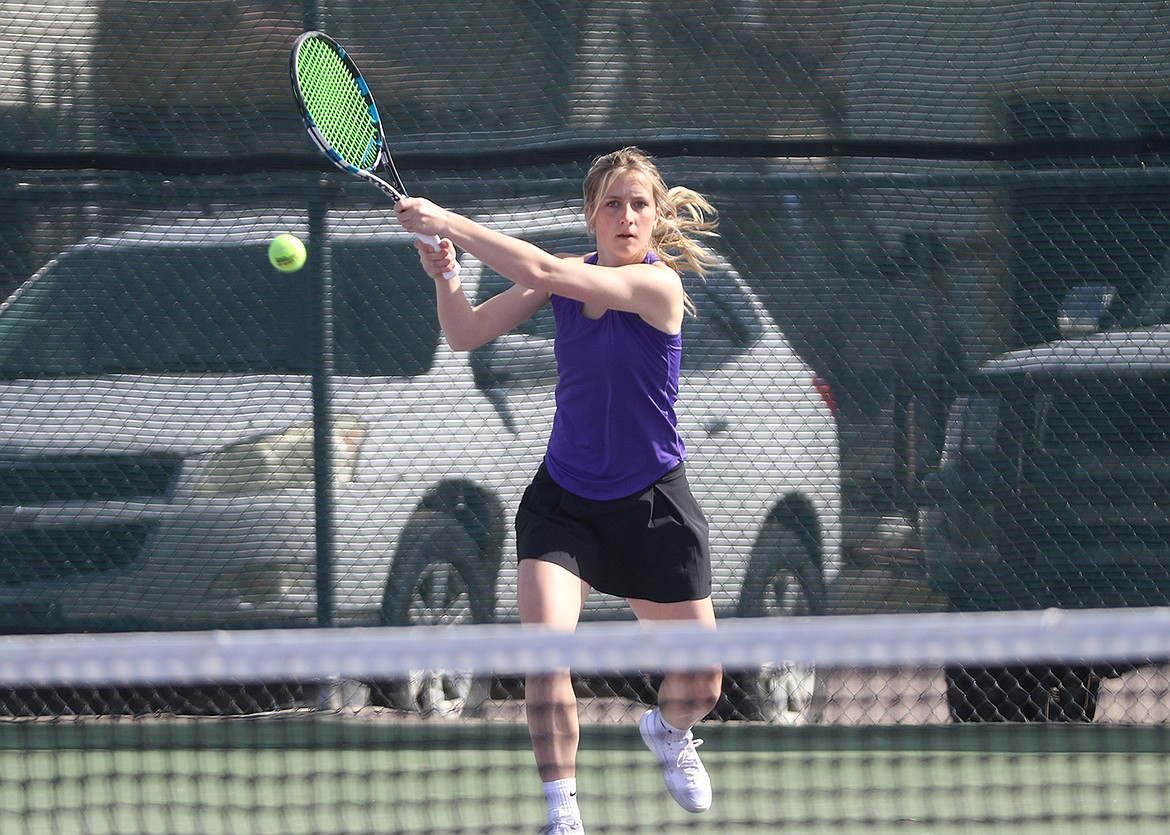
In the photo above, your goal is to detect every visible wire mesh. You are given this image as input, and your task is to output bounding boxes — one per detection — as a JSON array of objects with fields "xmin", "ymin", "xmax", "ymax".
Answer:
[{"xmin": 1, "ymin": 0, "xmax": 1169, "ymax": 771}]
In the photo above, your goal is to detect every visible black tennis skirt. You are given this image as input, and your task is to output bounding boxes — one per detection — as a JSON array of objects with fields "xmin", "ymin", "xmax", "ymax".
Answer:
[{"xmin": 515, "ymin": 460, "xmax": 711, "ymax": 603}]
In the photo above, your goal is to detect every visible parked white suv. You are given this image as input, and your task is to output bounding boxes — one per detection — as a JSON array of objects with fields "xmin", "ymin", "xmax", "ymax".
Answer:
[{"xmin": 0, "ymin": 206, "xmax": 841, "ymax": 721}]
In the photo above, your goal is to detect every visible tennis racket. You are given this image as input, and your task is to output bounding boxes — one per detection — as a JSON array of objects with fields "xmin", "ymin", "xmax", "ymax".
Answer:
[{"xmin": 290, "ymin": 31, "xmax": 458, "ymax": 279}]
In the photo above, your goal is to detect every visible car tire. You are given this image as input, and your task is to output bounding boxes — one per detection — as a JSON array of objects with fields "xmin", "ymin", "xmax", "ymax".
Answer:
[
  {"xmin": 719, "ymin": 521, "xmax": 828, "ymax": 724},
  {"xmin": 944, "ymin": 664, "xmax": 1100, "ymax": 722},
  {"xmin": 371, "ymin": 504, "xmax": 498, "ymax": 716}
]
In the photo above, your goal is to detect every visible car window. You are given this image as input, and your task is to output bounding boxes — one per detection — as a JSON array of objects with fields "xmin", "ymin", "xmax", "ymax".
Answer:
[
  {"xmin": 1039, "ymin": 378, "xmax": 1170, "ymax": 459},
  {"xmin": 334, "ymin": 242, "xmax": 441, "ymax": 376},
  {"xmin": 682, "ymin": 268, "xmax": 765, "ymax": 371},
  {"xmin": 471, "ymin": 234, "xmax": 584, "ymax": 341},
  {"xmin": 951, "ymin": 394, "xmax": 1001, "ymax": 455},
  {"xmin": 1133, "ymin": 280, "xmax": 1170, "ymax": 325},
  {"xmin": 471, "ymin": 245, "xmax": 763, "ymax": 379},
  {"xmin": 0, "ymin": 242, "xmax": 439, "ymax": 378},
  {"xmin": 1132, "ymin": 254, "xmax": 1170, "ymax": 325}
]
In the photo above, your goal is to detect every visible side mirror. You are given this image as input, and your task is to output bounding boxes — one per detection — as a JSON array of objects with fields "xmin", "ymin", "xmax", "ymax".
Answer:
[{"xmin": 1057, "ymin": 284, "xmax": 1115, "ymax": 337}]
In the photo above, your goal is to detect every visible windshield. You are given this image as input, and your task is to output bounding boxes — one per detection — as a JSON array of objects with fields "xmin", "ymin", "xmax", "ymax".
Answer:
[{"xmin": 0, "ymin": 241, "xmax": 440, "ymax": 378}]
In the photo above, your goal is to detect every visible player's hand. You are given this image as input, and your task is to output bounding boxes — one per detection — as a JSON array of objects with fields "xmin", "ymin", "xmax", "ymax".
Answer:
[
  {"xmin": 414, "ymin": 237, "xmax": 459, "ymax": 281},
  {"xmin": 395, "ymin": 197, "xmax": 449, "ymax": 239}
]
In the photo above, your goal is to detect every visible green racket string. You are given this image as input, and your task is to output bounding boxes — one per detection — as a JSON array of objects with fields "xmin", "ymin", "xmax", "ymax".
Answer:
[{"xmin": 296, "ymin": 38, "xmax": 379, "ymax": 169}]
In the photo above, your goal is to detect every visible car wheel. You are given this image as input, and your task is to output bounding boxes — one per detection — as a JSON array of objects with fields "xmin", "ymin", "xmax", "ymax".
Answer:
[
  {"xmin": 945, "ymin": 665, "xmax": 1100, "ymax": 722},
  {"xmin": 720, "ymin": 522, "xmax": 828, "ymax": 724},
  {"xmin": 372, "ymin": 505, "xmax": 499, "ymax": 716}
]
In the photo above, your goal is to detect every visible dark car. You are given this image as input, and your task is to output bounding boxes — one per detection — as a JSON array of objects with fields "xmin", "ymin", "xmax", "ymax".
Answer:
[{"xmin": 920, "ymin": 326, "xmax": 1170, "ymax": 721}]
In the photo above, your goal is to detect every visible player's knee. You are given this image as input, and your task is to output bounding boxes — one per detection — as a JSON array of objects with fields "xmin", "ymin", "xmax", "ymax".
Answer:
[
  {"xmin": 696, "ymin": 669, "xmax": 724, "ymax": 710},
  {"xmin": 665, "ymin": 668, "xmax": 723, "ymax": 715}
]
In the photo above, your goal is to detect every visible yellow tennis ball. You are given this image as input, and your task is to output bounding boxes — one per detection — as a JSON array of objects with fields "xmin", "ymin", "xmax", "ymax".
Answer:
[{"xmin": 268, "ymin": 233, "xmax": 307, "ymax": 272}]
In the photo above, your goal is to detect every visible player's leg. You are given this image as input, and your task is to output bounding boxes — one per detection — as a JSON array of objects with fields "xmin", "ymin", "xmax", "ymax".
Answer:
[
  {"xmin": 520, "ymin": 556, "xmax": 590, "ymax": 833},
  {"xmin": 629, "ymin": 596, "xmax": 721, "ymax": 728},
  {"xmin": 628, "ymin": 595, "xmax": 721, "ymax": 813}
]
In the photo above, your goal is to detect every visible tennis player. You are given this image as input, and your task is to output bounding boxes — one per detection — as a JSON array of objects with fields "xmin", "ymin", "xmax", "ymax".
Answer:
[{"xmin": 395, "ymin": 147, "xmax": 722, "ymax": 835}]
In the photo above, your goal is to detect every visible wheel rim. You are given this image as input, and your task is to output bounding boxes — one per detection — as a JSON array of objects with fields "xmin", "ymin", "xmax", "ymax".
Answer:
[
  {"xmin": 405, "ymin": 563, "xmax": 472, "ymax": 625},
  {"xmin": 380, "ymin": 511, "xmax": 487, "ymax": 716},
  {"xmin": 733, "ymin": 524, "xmax": 827, "ymax": 724},
  {"xmin": 764, "ymin": 568, "xmax": 812, "ymax": 617},
  {"xmin": 755, "ymin": 662, "xmax": 821, "ymax": 724}
]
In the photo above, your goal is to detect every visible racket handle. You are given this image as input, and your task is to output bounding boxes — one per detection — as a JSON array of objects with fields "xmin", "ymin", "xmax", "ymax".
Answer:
[{"xmin": 416, "ymin": 233, "xmax": 459, "ymax": 280}]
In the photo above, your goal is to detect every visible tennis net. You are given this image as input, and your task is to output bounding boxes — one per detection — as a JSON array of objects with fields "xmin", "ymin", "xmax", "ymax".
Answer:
[{"xmin": 2, "ymin": 608, "xmax": 1170, "ymax": 834}]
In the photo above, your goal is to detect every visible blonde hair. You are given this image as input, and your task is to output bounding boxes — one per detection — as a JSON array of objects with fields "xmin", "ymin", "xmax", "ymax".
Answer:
[{"xmin": 583, "ymin": 147, "xmax": 720, "ymax": 289}]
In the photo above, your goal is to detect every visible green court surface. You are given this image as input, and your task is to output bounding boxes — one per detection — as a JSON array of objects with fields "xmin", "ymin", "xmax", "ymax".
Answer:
[{"xmin": 1, "ymin": 720, "xmax": 1168, "ymax": 834}]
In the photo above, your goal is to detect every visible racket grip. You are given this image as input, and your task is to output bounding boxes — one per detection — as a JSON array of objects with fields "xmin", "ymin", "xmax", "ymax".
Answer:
[{"xmin": 416, "ymin": 233, "xmax": 459, "ymax": 280}]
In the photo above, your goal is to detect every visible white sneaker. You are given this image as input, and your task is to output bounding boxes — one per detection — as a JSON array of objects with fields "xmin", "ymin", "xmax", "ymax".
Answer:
[
  {"xmin": 639, "ymin": 707, "xmax": 712, "ymax": 813},
  {"xmin": 537, "ymin": 818, "xmax": 584, "ymax": 834}
]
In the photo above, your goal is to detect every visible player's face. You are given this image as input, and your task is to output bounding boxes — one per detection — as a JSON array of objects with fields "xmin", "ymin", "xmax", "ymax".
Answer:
[{"xmin": 591, "ymin": 171, "xmax": 657, "ymax": 266}]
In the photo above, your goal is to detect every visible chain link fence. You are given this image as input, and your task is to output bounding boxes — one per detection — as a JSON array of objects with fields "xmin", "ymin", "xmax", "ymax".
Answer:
[{"xmin": 1, "ymin": 1, "xmax": 1169, "ymax": 724}]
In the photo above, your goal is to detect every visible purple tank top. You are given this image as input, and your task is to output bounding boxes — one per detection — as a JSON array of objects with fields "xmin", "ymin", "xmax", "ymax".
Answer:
[{"xmin": 544, "ymin": 251, "xmax": 686, "ymax": 500}]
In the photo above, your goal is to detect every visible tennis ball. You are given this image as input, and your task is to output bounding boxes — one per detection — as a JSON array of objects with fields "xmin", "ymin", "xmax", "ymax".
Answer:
[{"xmin": 268, "ymin": 233, "xmax": 307, "ymax": 272}]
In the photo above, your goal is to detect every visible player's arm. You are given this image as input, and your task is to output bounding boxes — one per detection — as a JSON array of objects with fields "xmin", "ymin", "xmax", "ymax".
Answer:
[
  {"xmin": 397, "ymin": 198, "xmax": 683, "ymax": 329},
  {"xmin": 414, "ymin": 238, "xmax": 548, "ymax": 352}
]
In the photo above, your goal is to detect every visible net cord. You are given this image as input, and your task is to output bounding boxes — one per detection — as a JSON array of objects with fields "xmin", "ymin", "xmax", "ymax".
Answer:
[{"xmin": 0, "ymin": 608, "xmax": 1167, "ymax": 687}]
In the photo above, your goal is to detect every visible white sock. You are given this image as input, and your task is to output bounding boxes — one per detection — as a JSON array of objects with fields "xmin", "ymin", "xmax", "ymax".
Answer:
[{"xmin": 543, "ymin": 777, "xmax": 581, "ymax": 824}]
